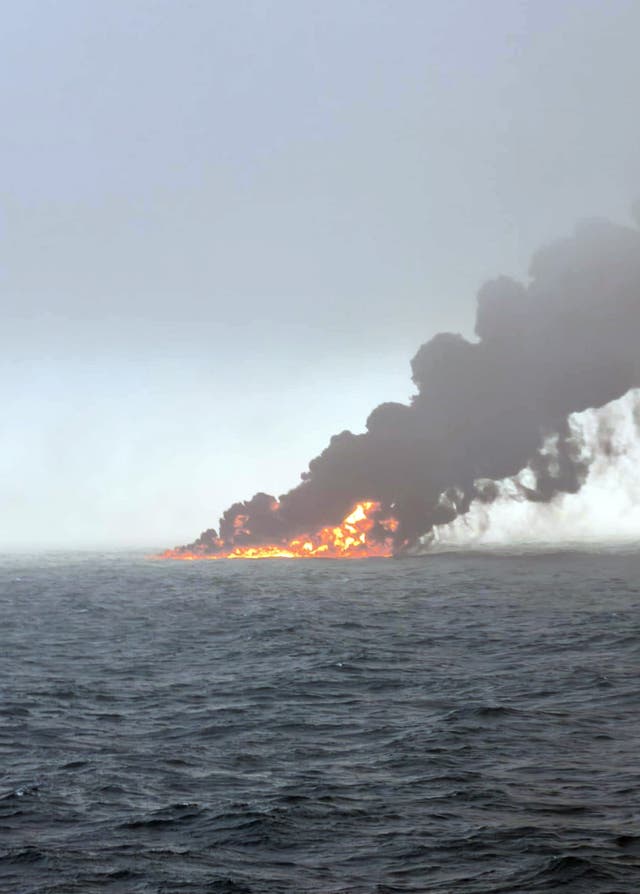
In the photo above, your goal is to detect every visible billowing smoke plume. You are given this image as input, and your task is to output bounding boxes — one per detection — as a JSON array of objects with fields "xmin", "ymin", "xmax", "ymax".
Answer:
[
  {"xmin": 423, "ymin": 388, "xmax": 640, "ymax": 550},
  {"xmin": 175, "ymin": 211, "xmax": 640, "ymax": 555}
]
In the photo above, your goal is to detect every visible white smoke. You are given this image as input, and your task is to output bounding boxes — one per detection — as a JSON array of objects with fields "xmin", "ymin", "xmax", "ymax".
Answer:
[{"xmin": 421, "ymin": 388, "xmax": 640, "ymax": 551}]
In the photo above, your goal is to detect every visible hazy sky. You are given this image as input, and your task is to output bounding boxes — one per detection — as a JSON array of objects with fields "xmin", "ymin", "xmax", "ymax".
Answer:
[{"xmin": 2, "ymin": 0, "xmax": 639, "ymax": 548}]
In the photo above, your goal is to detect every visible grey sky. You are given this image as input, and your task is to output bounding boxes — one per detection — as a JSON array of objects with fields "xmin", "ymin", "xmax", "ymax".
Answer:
[{"xmin": 2, "ymin": 0, "xmax": 639, "ymax": 548}]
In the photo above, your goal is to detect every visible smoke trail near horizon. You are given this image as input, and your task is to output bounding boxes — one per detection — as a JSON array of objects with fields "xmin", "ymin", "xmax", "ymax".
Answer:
[{"xmin": 173, "ymin": 210, "xmax": 640, "ymax": 556}]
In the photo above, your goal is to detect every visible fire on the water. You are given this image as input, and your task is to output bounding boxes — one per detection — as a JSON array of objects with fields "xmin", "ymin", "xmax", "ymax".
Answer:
[{"xmin": 160, "ymin": 501, "xmax": 399, "ymax": 560}]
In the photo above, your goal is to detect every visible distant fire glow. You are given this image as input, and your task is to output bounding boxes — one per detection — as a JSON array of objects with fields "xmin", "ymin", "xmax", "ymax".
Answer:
[
  {"xmin": 160, "ymin": 501, "xmax": 398, "ymax": 560},
  {"xmin": 159, "ymin": 214, "xmax": 640, "ymax": 560}
]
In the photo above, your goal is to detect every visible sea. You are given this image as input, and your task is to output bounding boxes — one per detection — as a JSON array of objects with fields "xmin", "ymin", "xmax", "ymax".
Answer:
[{"xmin": 1, "ymin": 548, "xmax": 640, "ymax": 893}]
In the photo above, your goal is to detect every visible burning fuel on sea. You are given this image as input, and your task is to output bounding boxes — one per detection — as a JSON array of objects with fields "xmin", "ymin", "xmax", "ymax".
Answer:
[
  {"xmin": 161, "ymin": 207, "xmax": 640, "ymax": 560},
  {"xmin": 161, "ymin": 501, "xmax": 400, "ymax": 560}
]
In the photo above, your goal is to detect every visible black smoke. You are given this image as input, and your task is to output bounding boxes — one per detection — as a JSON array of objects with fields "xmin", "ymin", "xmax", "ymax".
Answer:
[{"xmin": 175, "ymin": 212, "xmax": 640, "ymax": 555}]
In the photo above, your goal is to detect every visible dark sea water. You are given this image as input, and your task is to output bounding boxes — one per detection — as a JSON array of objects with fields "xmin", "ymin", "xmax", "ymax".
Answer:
[{"xmin": 1, "ymin": 549, "xmax": 640, "ymax": 893}]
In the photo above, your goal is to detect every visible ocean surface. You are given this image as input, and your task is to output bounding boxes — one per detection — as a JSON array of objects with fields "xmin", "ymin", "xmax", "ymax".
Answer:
[{"xmin": 1, "ymin": 548, "xmax": 640, "ymax": 893}]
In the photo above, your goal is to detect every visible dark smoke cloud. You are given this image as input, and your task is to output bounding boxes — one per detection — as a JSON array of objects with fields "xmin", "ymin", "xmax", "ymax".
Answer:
[{"xmin": 177, "ymin": 212, "xmax": 640, "ymax": 555}]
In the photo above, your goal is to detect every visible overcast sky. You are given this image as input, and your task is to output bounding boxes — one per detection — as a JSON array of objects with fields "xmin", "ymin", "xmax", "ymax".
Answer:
[{"xmin": 2, "ymin": 0, "xmax": 639, "ymax": 548}]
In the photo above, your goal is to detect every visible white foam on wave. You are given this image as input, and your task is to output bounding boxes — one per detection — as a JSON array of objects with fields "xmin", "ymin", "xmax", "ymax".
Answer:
[{"xmin": 421, "ymin": 389, "xmax": 640, "ymax": 551}]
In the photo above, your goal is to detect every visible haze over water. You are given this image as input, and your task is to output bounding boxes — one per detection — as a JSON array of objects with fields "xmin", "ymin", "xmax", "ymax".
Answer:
[
  {"xmin": 4, "ymin": 0, "xmax": 640, "ymax": 550},
  {"xmin": 3, "ymin": 2, "xmax": 640, "ymax": 891},
  {"xmin": 2, "ymin": 549, "xmax": 640, "ymax": 892}
]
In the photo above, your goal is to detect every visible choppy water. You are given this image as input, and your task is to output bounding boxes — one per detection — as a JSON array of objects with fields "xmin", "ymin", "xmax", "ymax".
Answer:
[{"xmin": 1, "ymin": 549, "xmax": 640, "ymax": 893}]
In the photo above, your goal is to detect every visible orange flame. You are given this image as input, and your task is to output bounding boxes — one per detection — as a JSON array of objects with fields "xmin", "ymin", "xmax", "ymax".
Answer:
[{"xmin": 160, "ymin": 501, "xmax": 398, "ymax": 560}]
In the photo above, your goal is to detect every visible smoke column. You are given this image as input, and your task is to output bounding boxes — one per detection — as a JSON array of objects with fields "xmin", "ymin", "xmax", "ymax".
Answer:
[
  {"xmin": 173, "ymin": 211, "xmax": 640, "ymax": 556},
  {"xmin": 424, "ymin": 388, "xmax": 640, "ymax": 550}
]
